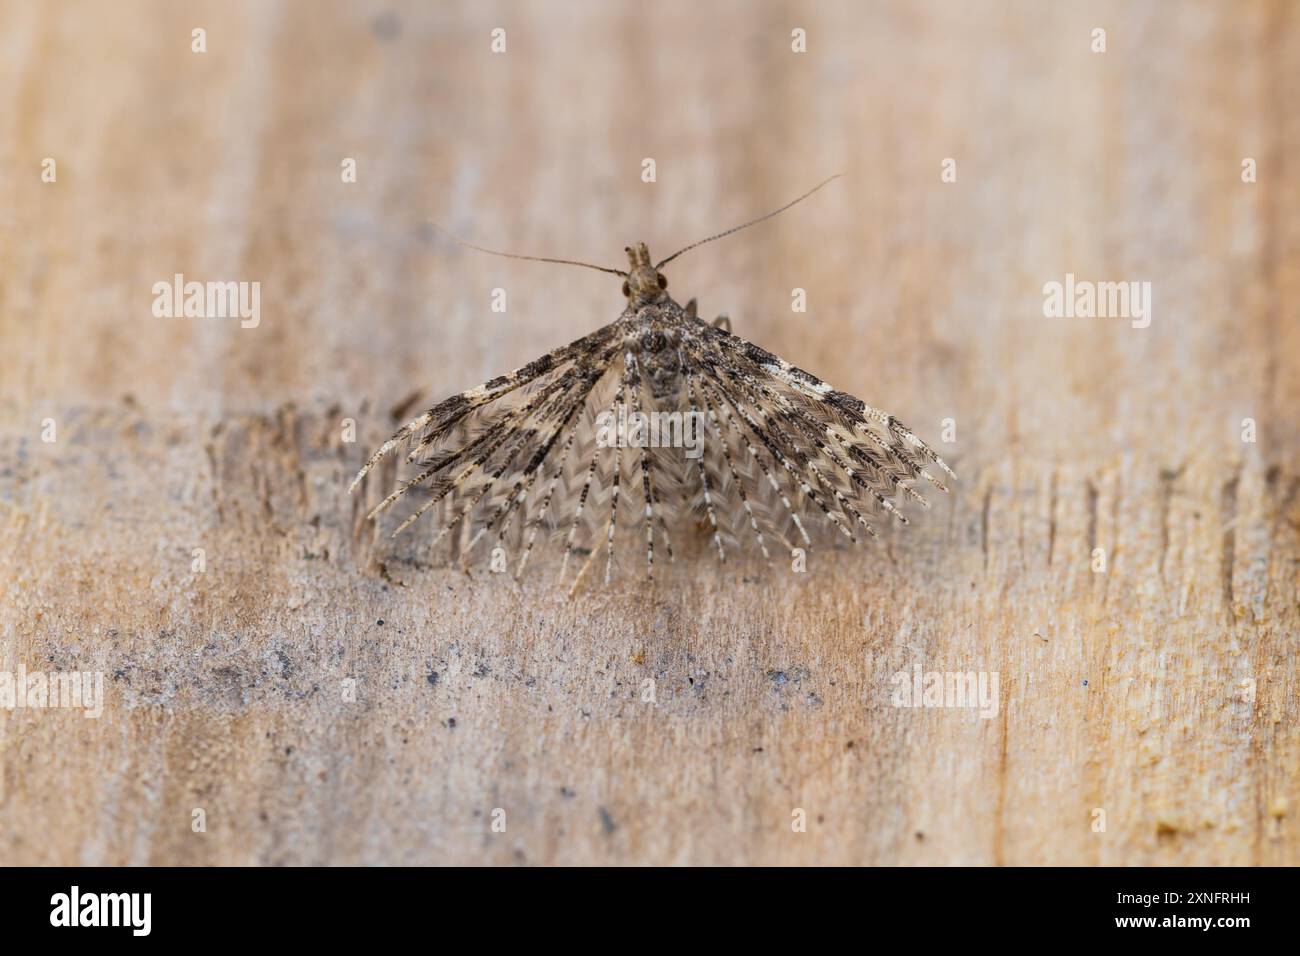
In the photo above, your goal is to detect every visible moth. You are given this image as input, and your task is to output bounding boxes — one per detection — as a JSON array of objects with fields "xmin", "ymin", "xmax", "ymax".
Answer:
[{"xmin": 350, "ymin": 177, "xmax": 954, "ymax": 591}]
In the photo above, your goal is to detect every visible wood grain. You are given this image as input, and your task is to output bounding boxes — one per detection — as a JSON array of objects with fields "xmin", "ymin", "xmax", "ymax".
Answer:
[{"xmin": 1, "ymin": 0, "xmax": 1297, "ymax": 865}]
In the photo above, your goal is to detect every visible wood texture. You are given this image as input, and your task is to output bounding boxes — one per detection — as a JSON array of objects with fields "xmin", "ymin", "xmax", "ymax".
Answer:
[{"xmin": 1, "ymin": 0, "xmax": 1297, "ymax": 865}]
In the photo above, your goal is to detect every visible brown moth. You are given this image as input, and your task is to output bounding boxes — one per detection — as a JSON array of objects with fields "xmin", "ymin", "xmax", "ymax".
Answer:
[{"xmin": 350, "ymin": 178, "xmax": 954, "ymax": 592}]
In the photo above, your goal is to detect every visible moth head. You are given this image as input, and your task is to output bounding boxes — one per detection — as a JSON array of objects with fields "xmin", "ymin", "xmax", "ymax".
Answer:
[{"xmin": 623, "ymin": 242, "xmax": 668, "ymax": 303}]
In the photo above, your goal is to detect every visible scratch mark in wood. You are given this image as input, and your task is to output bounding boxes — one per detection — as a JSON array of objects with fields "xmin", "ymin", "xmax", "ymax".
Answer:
[
  {"xmin": 981, "ymin": 484, "xmax": 992, "ymax": 572},
  {"xmin": 1047, "ymin": 467, "xmax": 1058, "ymax": 567},
  {"xmin": 1086, "ymin": 478, "xmax": 1099, "ymax": 564},
  {"xmin": 993, "ymin": 669, "xmax": 1010, "ymax": 866},
  {"xmin": 1105, "ymin": 474, "xmax": 1122, "ymax": 603},
  {"xmin": 1157, "ymin": 465, "xmax": 1184, "ymax": 578},
  {"xmin": 1221, "ymin": 469, "xmax": 1241, "ymax": 614}
]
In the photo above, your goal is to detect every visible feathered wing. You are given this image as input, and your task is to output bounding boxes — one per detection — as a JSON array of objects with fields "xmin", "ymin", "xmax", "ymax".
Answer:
[
  {"xmin": 675, "ymin": 321, "xmax": 955, "ymax": 554},
  {"xmin": 348, "ymin": 322, "xmax": 617, "ymax": 495},
  {"xmin": 350, "ymin": 322, "xmax": 624, "ymax": 566},
  {"xmin": 350, "ymin": 314, "xmax": 955, "ymax": 584}
]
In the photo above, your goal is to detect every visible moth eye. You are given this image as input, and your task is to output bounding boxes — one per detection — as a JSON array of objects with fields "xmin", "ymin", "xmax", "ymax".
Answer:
[
  {"xmin": 657, "ymin": 273, "xmax": 668, "ymax": 289},
  {"xmin": 622, "ymin": 281, "xmax": 631, "ymax": 297}
]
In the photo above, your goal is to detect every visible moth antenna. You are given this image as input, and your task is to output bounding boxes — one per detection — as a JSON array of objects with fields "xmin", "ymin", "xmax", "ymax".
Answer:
[
  {"xmin": 430, "ymin": 223, "xmax": 628, "ymax": 277},
  {"xmin": 654, "ymin": 174, "xmax": 843, "ymax": 270}
]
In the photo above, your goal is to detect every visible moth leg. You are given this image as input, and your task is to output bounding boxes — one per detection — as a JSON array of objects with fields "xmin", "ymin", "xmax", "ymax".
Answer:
[
  {"xmin": 684, "ymin": 298, "xmax": 698, "ymax": 320},
  {"xmin": 711, "ymin": 314, "xmax": 731, "ymax": 333}
]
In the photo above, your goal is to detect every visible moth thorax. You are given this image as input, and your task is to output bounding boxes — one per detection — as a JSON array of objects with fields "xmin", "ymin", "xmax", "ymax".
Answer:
[{"xmin": 635, "ymin": 331, "xmax": 683, "ymax": 398}]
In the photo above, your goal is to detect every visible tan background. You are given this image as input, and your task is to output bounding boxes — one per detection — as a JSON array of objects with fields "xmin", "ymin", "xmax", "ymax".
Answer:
[{"xmin": 1, "ymin": 0, "xmax": 1297, "ymax": 864}]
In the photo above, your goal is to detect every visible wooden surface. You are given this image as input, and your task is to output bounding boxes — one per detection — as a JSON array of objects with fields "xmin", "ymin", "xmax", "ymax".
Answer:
[{"xmin": 1, "ymin": 0, "xmax": 1298, "ymax": 865}]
